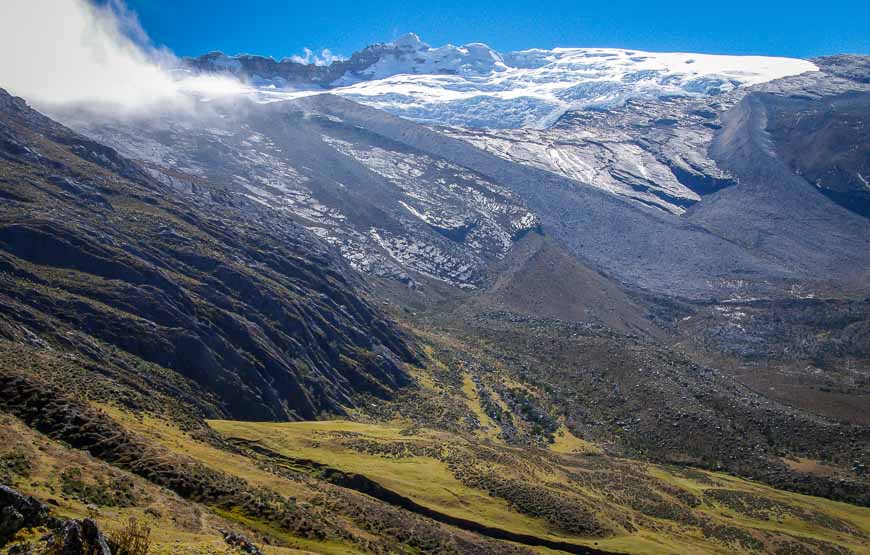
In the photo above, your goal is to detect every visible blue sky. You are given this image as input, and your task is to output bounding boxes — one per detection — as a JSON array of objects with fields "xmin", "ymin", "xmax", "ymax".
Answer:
[{"xmin": 121, "ymin": 0, "xmax": 869, "ymax": 60}]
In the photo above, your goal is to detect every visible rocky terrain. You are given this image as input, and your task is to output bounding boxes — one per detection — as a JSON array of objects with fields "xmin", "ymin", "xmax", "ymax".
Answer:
[
  {"xmin": 54, "ymin": 97, "xmax": 538, "ymax": 289},
  {"xmin": 759, "ymin": 56, "xmax": 870, "ymax": 219},
  {"xmin": 0, "ymin": 88, "xmax": 414, "ymax": 422},
  {"xmin": 438, "ymin": 56, "xmax": 870, "ymax": 300}
]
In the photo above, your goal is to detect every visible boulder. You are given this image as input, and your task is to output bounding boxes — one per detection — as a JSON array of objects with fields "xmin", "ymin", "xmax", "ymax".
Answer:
[
  {"xmin": 46, "ymin": 518, "xmax": 111, "ymax": 555},
  {"xmin": 222, "ymin": 530, "xmax": 264, "ymax": 555},
  {"xmin": 0, "ymin": 485, "xmax": 51, "ymax": 547}
]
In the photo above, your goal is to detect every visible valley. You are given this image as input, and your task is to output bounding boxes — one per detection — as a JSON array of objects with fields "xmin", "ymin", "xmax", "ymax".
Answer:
[{"xmin": 1, "ymin": 26, "xmax": 868, "ymax": 555}]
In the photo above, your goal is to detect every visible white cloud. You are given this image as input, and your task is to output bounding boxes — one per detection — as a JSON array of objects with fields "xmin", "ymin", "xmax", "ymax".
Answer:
[
  {"xmin": 0, "ymin": 0, "xmax": 250, "ymax": 111},
  {"xmin": 287, "ymin": 48, "xmax": 346, "ymax": 67}
]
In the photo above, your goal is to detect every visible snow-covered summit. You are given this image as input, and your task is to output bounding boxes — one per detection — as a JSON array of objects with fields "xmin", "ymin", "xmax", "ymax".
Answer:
[
  {"xmin": 337, "ymin": 33, "xmax": 508, "ymax": 83},
  {"xmin": 331, "ymin": 45, "xmax": 818, "ymax": 128},
  {"xmin": 187, "ymin": 35, "xmax": 818, "ymax": 129}
]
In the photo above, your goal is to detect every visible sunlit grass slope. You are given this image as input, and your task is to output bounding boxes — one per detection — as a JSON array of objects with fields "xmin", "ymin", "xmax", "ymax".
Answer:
[{"xmin": 209, "ymin": 419, "xmax": 870, "ymax": 555}]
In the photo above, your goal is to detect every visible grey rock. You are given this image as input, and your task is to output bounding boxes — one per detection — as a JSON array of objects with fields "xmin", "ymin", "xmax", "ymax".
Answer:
[
  {"xmin": 0, "ymin": 485, "xmax": 51, "ymax": 547},
  {"xmin": 46, "ymin": 518, "xmax": 111, "ymax": 555},
  {"xmin": 222, "ymin": 530, "xmax": 264, "ymax": 555}
]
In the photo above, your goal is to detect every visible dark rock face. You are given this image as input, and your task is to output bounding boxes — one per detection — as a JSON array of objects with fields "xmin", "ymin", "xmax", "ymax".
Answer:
[
  {"xmin": 1, "ymin": 484, "xmax": 111, "ymax": 555},
  {"xmin": 813, "ymin": 54, "xmax": 870, "ymax": 84},
  {"xmin": 45, "ymin": 519, "xmax": 111, "ymax": 555},
  {"xmin": 186, "ymin": 39, "xmax": 422, "ymax": 88},
  {"xmin": 0, "ymin": 88, "xmax": 414, "ymax": 421},
  {"xmin": 764, "ymin": 91, "xmax": 870, "ymax": 218},
  {"xmin": 728, "ymin": 54, "xmax": 870, "ymax": 222},
  {"xmin": 694, "ymin": 92, "xmax": 870, "ymax": 291},
  {"xmin": 222, "ymin": 530, "xmax": 264, "ymax": 555},
  {"xmin": 0, "ymin": 485, "xmax": 52, "ymax": 547}
]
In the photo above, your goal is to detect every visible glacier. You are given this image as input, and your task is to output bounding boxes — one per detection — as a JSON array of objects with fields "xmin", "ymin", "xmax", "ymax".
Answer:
[{"xmin": 212, "ymin": 33, "xmax": 817, "ymax": 129}]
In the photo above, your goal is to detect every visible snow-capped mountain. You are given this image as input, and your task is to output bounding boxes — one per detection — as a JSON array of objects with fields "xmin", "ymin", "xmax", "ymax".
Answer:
[
  {"xmin": 42, "ymin": 40, "xmax": 847, "ymax": 299},
  {"xmin": 187, "ymin": 33, "xmax": 817, "ymax": 128},
  {"xmin": 334, "ymin": 33, "xmax": 509, "ymax": 82},
  {"xmin": 37, "ymin": 34, "xmax": 865, "ymax": 300}
]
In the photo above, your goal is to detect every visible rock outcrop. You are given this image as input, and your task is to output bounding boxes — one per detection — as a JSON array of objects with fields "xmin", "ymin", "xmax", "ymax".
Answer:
[{"xmin": 0, "ymin": 485, "xmax": 53, "ymax": 547}]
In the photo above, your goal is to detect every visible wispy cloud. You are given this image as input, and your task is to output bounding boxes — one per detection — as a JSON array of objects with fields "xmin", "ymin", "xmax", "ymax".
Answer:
[
  {"xmin": 286, "ymin": 48, "xmax": 347, "ymax": 67},
  {"xmin": 0, "ymin": 0, "xmax": 249, "ymax": 111}
]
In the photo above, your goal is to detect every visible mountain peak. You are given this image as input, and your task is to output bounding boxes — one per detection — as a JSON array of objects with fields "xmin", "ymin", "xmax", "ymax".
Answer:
[{"xmin": 391, "ymin": 32, "xmax": 428, "ymax": 49}]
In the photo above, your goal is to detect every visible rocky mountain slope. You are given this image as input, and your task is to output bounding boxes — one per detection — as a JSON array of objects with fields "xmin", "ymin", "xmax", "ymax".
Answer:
[
  {"xmin": 48, "ymin": 68, "xmax": 870, "ymax": 302},
  {"xmin": 279, "ymin": 91, "xmax": 869, "ymax": 301},
  {"xmin": 0, "ymin": 88, "xmax": 414, "ymax": 422},
  {"xmin": 55, "ymin": 97, "xmax": 538, "ymax": 290},
  {"xmin": 759, "ymin": 56, "xmax": 870, "ymax": 219},
  {"xmin": 440, "ymin": 93, "xmax": 735, "ymax": 215},
  {"xmin": 438, "ymin": 56, "xmax": 870, "ymax": 298}
]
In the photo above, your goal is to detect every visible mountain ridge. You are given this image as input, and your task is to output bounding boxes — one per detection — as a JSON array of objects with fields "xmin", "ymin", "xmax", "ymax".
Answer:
[
  {"xmin": 0, "ymin": 87, "xmax": 416, "ymax": 422},
  {"xmin": 183, "ymin": 34, "xmax": 818, "ymax": 128}
]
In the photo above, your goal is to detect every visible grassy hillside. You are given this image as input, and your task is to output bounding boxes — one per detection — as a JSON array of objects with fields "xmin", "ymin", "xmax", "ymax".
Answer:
[
  {"xmin": 0, "ymin": 367, "xmax": 534, "ymax": 554},
  {"xmin": 0, "ymin": 414, "xmax": 328, "ymax": 555},
  {"xmin": 11, "ymin": 383, "xmax": 864, "ymax": 555},
  {"xmin": 208, "ymin": 419, "xmax": 870, "ymax": 554}
]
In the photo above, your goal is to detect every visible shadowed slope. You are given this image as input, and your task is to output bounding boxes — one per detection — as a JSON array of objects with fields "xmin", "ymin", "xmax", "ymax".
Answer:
[{"xmin": 0, "ymin": 88, "xmax": 413, "ymax": 421}]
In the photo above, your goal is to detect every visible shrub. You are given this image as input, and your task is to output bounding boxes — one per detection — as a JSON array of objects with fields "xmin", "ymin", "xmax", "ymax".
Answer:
[
  {"xmin": 60, "ymin": 468, "xmax": 139, "ymax": 507},
  {"xmin": 0, "ymin": 450, "xmax": 32, "ymax": 484},
  {"xmin": 108, "ymin": 518, "xmax": 152, "ymax": 555}
]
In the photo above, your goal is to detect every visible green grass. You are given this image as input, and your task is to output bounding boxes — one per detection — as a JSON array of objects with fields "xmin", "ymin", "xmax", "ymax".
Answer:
[
  {"xmin": 208, "ymin": 418, "xmax": 870, "ymax": 555},
  {"xmin": 0, "ymin": 415, "xmax": 314, "ymax": 555},
  {"xmin": 211, "ymin": 419, "xmax": 549, "ymax": 536}
]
